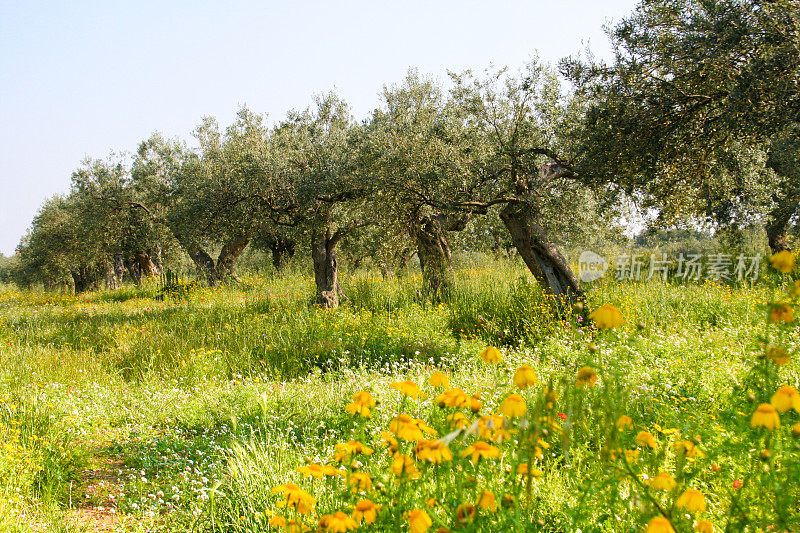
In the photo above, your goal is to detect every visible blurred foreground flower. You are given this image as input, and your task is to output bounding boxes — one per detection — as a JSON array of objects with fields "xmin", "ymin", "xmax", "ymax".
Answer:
[
  {"xmin": 513, "ymin": 365, "xmax": 537, "ymax": 388},
  {"xmin": 345, "ymin": 391, "xmax": 375, "ymax": 418},
  {"xmin": 646, "ymin": 516, "xmax": 675, "ymax": 533},
  {"xmin": 576, "ymin": 366, "xmax": 599, "ymax": 387},
  {"xmin": 428, "ymin": 372, "xmax": 449, "ymax": 388},
  {"xmin": 479, "ymin": 346, "xmax": 503, "ymax": 364},
  {"xmin": 768, "ymin": 304, "xmax": 794, "ymax": 323},
  {"xmin": 769, "ymin": 250, "xmax": 796, "ymax": 273},
  {"xmin": 770, "ymin": 385, "xmax": 800, "ymax": 413},
  {"xmin": 589, "ymin": 303, "xmax": 624, "ymax": 329},
  {"xmin": 751, "ymin": 403, "xmax": 780, "ymax": 429},
  {"xmin": 676, "ymin": 489, "xmax": 707, "ymax": 512},
  {"xmin": 390, "ymin": 380, "xmax": 421, "ymax": 398},
  {"xmin": 407, "ymin": 509, "xmax": 432, "ymax": 533},
  {"xmin": 500, "ymin": 394, "xmax": 527, "ymax": 418}
]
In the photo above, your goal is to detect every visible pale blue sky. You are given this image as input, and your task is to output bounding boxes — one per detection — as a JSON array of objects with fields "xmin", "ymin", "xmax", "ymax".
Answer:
[{"xmin": 0, "ymin": 0, "xmax": 638, "ymax": 255}]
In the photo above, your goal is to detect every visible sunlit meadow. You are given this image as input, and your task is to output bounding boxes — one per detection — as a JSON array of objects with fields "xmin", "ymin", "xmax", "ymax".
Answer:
[{"xmin": 0, "ymin": 253, "xmax": 798, "ymax": 532}]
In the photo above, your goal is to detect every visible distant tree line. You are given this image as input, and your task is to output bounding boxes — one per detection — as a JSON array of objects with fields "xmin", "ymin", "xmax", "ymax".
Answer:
[{"xmin": 6, "ymin": 0, "xmax": 798, "ymax": 305}]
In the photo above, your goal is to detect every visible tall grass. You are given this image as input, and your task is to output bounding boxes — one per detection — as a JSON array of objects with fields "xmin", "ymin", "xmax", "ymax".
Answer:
[{"xmin": 0, "ymin": 254, "xmax": 797, "ymax": 531}]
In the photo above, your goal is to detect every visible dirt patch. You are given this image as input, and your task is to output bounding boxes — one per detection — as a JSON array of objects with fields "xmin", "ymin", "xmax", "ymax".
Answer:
[{"xmin": 68, "ymin": 453, "xmax": 124, "ymax": 531}]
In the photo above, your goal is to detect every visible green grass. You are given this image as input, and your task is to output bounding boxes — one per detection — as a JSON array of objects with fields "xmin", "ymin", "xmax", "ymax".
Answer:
[{"xmin": 0, "ymin": 258, "xmax": 797, "ymax": 532}]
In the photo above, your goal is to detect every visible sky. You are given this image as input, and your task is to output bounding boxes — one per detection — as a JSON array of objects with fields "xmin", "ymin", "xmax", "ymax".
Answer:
[{"xmin": 0, "ymin": 0, "xmax": 639, "ymax": 256}]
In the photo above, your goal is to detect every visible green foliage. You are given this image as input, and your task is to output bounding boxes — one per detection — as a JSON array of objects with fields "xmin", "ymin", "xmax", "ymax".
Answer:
[
  {"xmin": 447, "ymin": 272, "xmax": 561, "ymax": 346},
  {"xmin": 0, "ymin": 256, "xmax": 799, "ymax": 531}
]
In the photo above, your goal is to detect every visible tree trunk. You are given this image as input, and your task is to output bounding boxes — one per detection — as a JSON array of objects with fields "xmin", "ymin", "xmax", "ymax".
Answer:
[
  {"xmin": 766, "ymin": 194, "xmax": 797, "ymax": 253},
  {"xmin": 267, "ymin": 235, "xmax": 295, "ymax": 271},
  {"xmin": 412, "ymin": 215, "xmax": 455, "ymax": 302},
  {"xmin": 113, "ymin": 253, "xmax": 125, "ymax": 283},
  {"xmin": 184, "ymin": 244, "xmax": 216, "ymax": 285},
  {"xmin": 134, "ymin": 250, "xmax": 160, "ymax": 278},
  {"xmin": 151, "ymin": 245, "xmax": 163, "ymax": 273},
  {"xmin": 499, "ymin": 201, "xmax": 582, "ymax": 306},
  {"xmin": 215, "ymin": 235, "xmax": 250, "ymax": 282},
  {"xmin": 311, "ymin": 227, "xmax": 342, "ymax": 308},
  {"xmin": 125, "ymin": 256, "xmax": 142, "ymax": 285},
  {"xmin": 70, "ymin": 265, "xmax": 99, "ymax": 294},
  {"xmin": 105, "ymin": 257, "xmax": 120, "ymax": 290}
]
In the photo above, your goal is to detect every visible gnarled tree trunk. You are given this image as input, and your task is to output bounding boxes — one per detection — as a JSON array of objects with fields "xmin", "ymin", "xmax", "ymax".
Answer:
[
  {"xmin": 498, "ymin": 163, "xmax": 582, "ymax": 306},
  {"xmin": 215, "ymin": 235, "xmax": 251, "ymax": 282},
  {"xmin": 113, "ymin": 253, "xmax": 125, "ymax": 284},
  {"xmin": 411, "ymin": 212, "xmax": 470, "ymax": 302},
  {"xmin": 766, "ymin": 193, "xmax": 798, "ymax": 253},
  {"xmin": 71, "ymin": 265, "xmax": 100, "ymax": 294},
  {"xmin": 499, "ymin": 201, "xmax": 582, "ymax": 305},
  {"xmin": 134, "ymin": 250, "xmax": 160, "ymax": 278},
  {"xmin": 124, "ymin": 256, "xmax": 142, "ymax": 285},
  {"xmin": 184, "ymin": 244, "xmax": 216, "ymax": 285},
  {"xmin": 311, "ymin": 227, "xmax": 342, "ymax": 308}
]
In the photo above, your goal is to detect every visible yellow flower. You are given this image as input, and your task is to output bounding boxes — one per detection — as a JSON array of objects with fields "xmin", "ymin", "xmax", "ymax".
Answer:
[
  {"xmin": 347, "ymin": 472, "xmax": 372, "ymax": 492},
  {"xmin": 455, "ymin": 503, "xmax": 477, "ymax": 523},
  {"xmin": 635, "ymin": 431, "xmax": 657, "ymax": 449},
  {"xmin": 616, "ymin": 415, "xmax": 633, "ymax": 430},
  {"xmin": 694, "ymin": 520, "xmax": 715, "ymax": 533},
  {"xmin": 500, "ymin": 394, "xmax": 527, "ymax": 418},
  {"xmin": 271, "ymin": 483, "xmax": 316, "ymax": 514},
  {"xmin": 771, "ymin": 385, "xmax": 800, "ymax": 413},
  {"xmin": 407, "ymin": 509, "xmax": 432, "ymax": 533},
  {"xmin": 390, "ymin": 380, "xmax": 421, "ymax": 398},
  {"xmin": 476, "ymin": 414, "xmax": 508, "ymax": 441},
  {"xmin": 391, "ymin": 453, "xmax": 420, "ymax": 479},
  {"xmin": 461, "ymin": 441, "xmax": 501, "ymax": 463},
  {"xmin": 516, "ymin": 463, "xmax": 544, "ymax": 477},
  {"xmin": 790, "ymin": 280, "xmax": 800, "ymax": 299},
  {"xmin": 268, "ymin": 515, "xmax": 286, "ymax": 528},
  {"xmin": 649, "ymin": 472, "xmax": 676, "ymax": 491},
  {"xmin": 285, "ymin": 520, "xmax": 305, "ymax": 533},
  {"xmin": 646, "ymin": 516, "xmax": 676, "ymax": 533},
  {"xmin": 624, "ymin": 449, "xmax": 640, "ymax": 463},
  {"xmin": 296, "ymin": 463, "xmax": 340, "ymax": 478},
  {"xmin": 352, "ymin": 499, "xmax": 380, "ymax": 524},
  {"xmin": 672, "ymin": 440, "xmax": 706, "ymax": 459},
  {"xmin": 768, "ymin": 303, "xmax": 794, "ymax": 323},
  {"xmin": 429, "ymin": 372, "xmax": 450, "ymax": 388},
  {"xmin": 447, "ymin": 412, "xmax": 469, "ymax": 429},
  {"xmin": 544, "ymin": 387, "xmax": 560, "ymax": 408},
  {"xmin": 345, "ymin": 391, "xmax": 375, "ymax": 417},
  {"xmin": 769, "ymin": 250, "xmax": 796, "ymax": 273},
  {"xmin": 321, "ymin": 511, "xmax": 357, "ymax": 532},
  {"xmin": 435, "ymin": 388, "xmax": 471, "ymax": 408},
  {"xmin": 479, "ymin": 346, "xmax": 503, "ymax": 364},
  {"xmin": 389, "ymin": 414, "xmax": 437, "ymax": 441},
  {"xmin": 766, "ymin": 345, "xmax": 791, "ymax": 365},
  {"xmin": 333, "ymin": 440, "xmax": 374, "ymax": 462},
  {"xmin": 469, "ymin": 394, "xmax": 483, "ymax": 413},
  {"xmin": 415, "ymin": 439, "xmax": 453, "ymax": 463},
  {"xmin": 576, "ymin": 366, "xmax": 598, "ymax": 387},
  {"xmin": 676, "ymin": 489, "xmax": 707, "ymax": 513},
  {"xmin": 513, "ymin": 365, "xmax": 537, "ymax": 389},
  {"xmin": 751, "ymin": 403, "xmax": 781, "ymax": 429},
  {"xmin": 379, "ymin": 431, "xmax": 399, "ymax": 453},
  {"xmin": 476, "ymin": 490, "xmax": 498, "ymax": 512},
  {"xmin": 589, "ymin": 303, "xmax": 624, "ymax": 329}
]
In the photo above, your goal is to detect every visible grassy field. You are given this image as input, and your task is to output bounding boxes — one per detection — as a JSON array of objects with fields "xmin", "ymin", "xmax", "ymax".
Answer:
[{"xmin": 0, "ymin": 256, "xmax": 798, "ymax": 532}]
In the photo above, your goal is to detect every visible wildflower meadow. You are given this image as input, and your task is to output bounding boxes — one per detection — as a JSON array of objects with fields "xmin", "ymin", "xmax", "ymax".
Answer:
[{"xmin": 0, "ymin": 251, "xmax": 798, "ymax": 532}]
